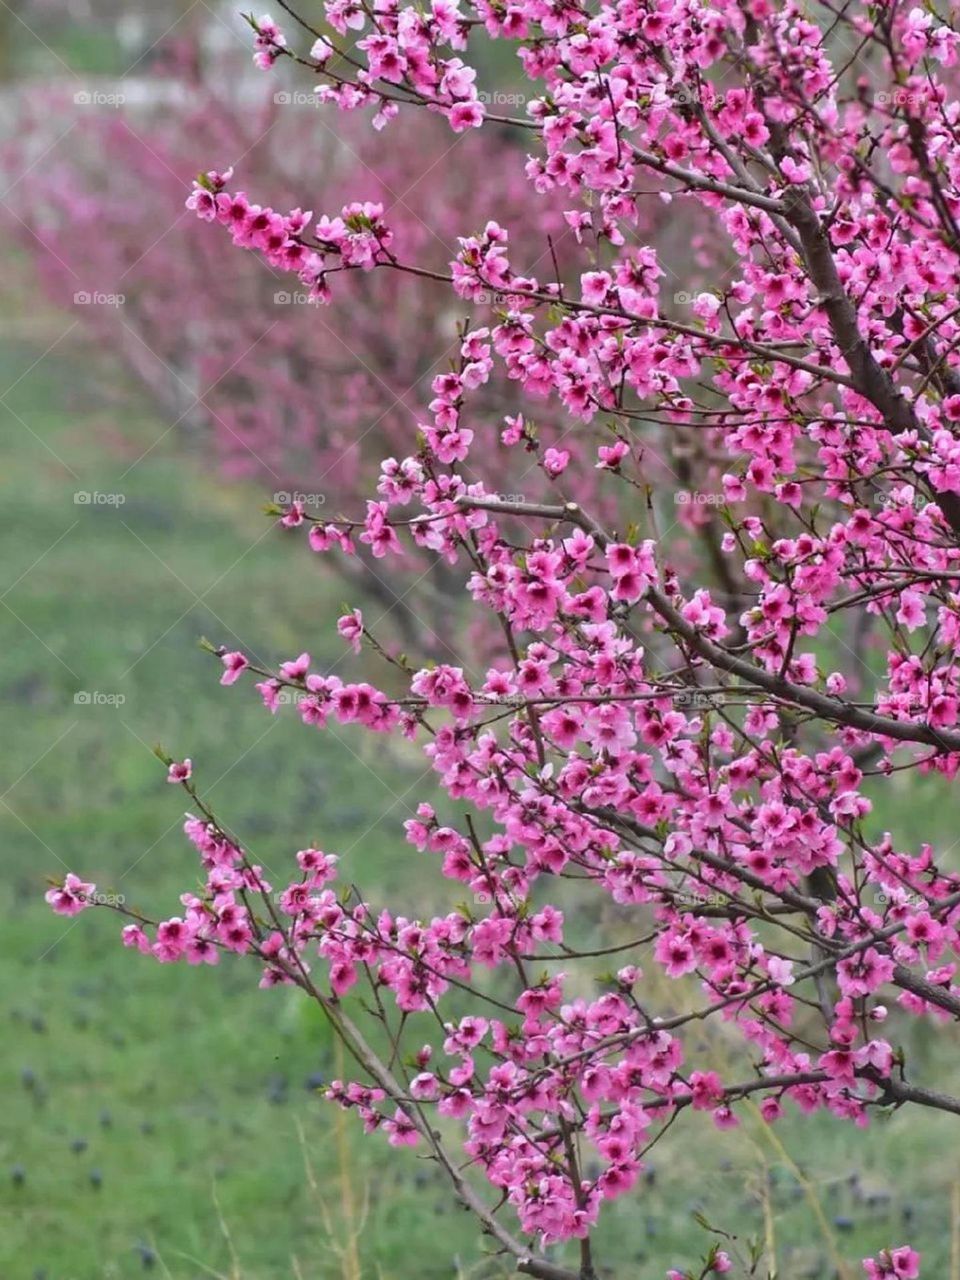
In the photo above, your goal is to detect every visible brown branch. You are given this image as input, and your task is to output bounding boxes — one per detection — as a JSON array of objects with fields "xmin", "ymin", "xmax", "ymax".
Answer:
[{"xmin": 455, "ymin": 496, "xmax": 960, "ymax": 752}]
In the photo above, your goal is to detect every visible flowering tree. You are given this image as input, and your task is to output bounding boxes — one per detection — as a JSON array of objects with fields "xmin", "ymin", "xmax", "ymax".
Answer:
[{"xmin": 46, "ymin": 1, "xmax": 960, "ymax": 1275}]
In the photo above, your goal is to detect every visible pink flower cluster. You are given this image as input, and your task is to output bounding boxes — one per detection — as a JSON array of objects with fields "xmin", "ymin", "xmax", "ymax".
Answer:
[
  {"xmin": 863, "ymin": 1246, "xmax": 921, "ymax": 1280},
  {"xmin": 248, "ymin": 8, "xmax": 487, "ymax": 132}
]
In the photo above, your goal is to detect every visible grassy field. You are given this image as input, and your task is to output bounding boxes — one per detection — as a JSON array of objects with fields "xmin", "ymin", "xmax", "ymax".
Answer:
[{"xmin": 0, "ymin": 282, "xmax": 480, "ymax": 1279}]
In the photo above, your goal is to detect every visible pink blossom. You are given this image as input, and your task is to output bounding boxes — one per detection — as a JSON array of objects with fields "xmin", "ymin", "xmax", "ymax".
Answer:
[
  {"xmin": 220, "ymin": 651, "xmax": 249, "ymax": 686},
  {"xmin": 167, "ymin": 759, "xmax": 192, "ymax": 784},
  {"xmin": 449, "ymin": 102, "xmax": 484, "ymax": 132},
  {"xmin": 337, "ymin": 609, "xmax": 364, "ymax": 653},
  {"xmin": 45, "ymin": 873, "xmax": 96, "ymax": 916},
  {"xmin": 543, "ymin": 448, "xmax": 570, "ymax": 477},
  {"xmin": 863, "ymin": 1246, "xmax": 920, "ymax": 1279}
]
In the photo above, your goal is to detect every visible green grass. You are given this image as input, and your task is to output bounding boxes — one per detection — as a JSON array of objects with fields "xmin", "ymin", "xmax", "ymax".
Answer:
[
  {"xmin": 0, "ymin": 289, "xmax": 481, "ymax": 1280},
  {"xmin": 2, "ymin": 282, "xmax": 960, "ymax": 1278}
]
